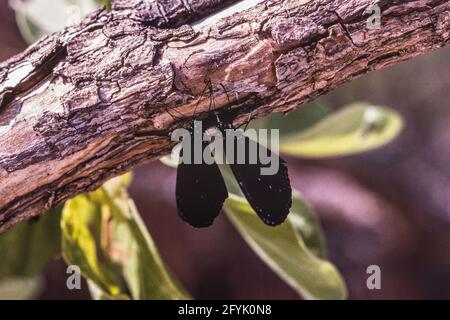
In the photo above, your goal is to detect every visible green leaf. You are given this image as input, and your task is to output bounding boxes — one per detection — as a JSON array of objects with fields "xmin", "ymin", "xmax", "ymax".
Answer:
[
  {"xmin": 221, "ymin": 165, "xmax": 327, "ymax": 257},
  {"xmin": 0, "ymin": 207, "xmax": 62, "ymax": 280},
  {"xmin": 61, "ymin": 174, "xmax": 189, "ymax": 300},
  {"xmin": 279, "ymin": 102, "xmax": 404, "ymax": 158},
  {"xmin": 218, "ymin": 165, "xmax": 344, "ymax": 299},
  {"xmin": 224, "ymin": 195, "xmax": 347, "ymax": 300},
  {"xmin": 289, "ymin": 191, "xmax": 327, "ymax": 259},
  {"xmin": 264, "ymin": 101, "xmax": 330, "ymax": 138}
]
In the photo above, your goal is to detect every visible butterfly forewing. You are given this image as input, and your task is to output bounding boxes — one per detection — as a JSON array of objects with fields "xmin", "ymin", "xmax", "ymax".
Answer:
[
  {"xmin": 225, "ymin": 131, "xmax": 292, "ymax": 226},
  {"xmin": 176, "ymin": 133, "xmax": 228, "ymax": 228}
]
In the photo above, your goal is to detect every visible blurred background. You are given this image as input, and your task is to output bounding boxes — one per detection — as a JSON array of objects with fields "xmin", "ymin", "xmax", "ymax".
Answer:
[{"xmin": 1, "ymin": 1, "xmax": 449, "ymax": 299}]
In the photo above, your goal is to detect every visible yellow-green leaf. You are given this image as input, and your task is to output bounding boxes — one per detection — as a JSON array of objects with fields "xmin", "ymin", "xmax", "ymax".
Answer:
[
  {"xmin": 61, "ymin": 195, "xmax": 125, "ymax": 298},
  {"xmin": 279, "ymin": 103, "xmax": 404, "ymax": 158},
  {"xmin": 224, "ymin": 194, "xmax": 347, "ymax": 300},
  {"xmin": 61, "ymin": 174, "xmax": 189, "ymax": 300}
]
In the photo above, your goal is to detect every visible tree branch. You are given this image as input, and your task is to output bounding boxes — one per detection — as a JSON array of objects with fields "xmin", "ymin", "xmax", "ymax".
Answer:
[{"xmin": 0, "ymin": 0, "xmax": 448, "ymax": 232}]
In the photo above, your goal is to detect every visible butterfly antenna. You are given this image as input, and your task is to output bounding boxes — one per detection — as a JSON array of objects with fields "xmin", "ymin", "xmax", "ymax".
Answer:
[
  {"xmin": 191, "ymin": 79, "xmax": 211, "ymax": 118},
  {"xmin": 243, "ymin": 112, "xmax": 253, "ymax": 132},
  {"xmin": 220, "ymin": 83, "xmax": 231, "ymax": 105},
  {"xmin": 204, "ymin": 81, "xmax": 224, "ymax": 128}
]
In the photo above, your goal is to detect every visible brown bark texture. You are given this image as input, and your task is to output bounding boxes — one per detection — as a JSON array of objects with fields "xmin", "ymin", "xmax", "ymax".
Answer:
[{"xmin": 0, "ymin": 0, "xmax": 448, "ymax": 232}]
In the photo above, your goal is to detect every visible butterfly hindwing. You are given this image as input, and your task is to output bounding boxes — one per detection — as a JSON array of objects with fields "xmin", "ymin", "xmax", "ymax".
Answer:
[
  {"xmin": 225, "ymin": 131, "xmax": 292, "ymax": 226},
  {"xmin": 176, "ymin": 135, "xmax": 228, "ymax": 228}
]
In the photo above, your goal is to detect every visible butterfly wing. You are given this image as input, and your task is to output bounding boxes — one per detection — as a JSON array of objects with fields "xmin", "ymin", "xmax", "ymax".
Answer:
[
  {"xmin": 176, "ymin": 141, "xmax": 228, "ymax": 228},
  {"xmin": 226, "ymin": 133, "xmax": 292, "ymax": 226}
]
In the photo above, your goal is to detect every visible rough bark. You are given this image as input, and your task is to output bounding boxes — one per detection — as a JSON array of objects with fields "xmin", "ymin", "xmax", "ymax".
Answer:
[{"xmin": 0, "ymin": 0, "xmax": 448, "ymax": 232}]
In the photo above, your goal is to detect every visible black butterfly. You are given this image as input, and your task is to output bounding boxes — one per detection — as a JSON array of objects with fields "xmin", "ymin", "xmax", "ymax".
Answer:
[
  {"xmin": 175, "ymin": 121, "xmax": 228, "ymax": 228},
  {"xmin": 218, "ymin": 119, "xmax": 292, "ymax": 226},
  {"xmin": 175, "ymin": 117, "xmax": 292, "ymax": 228}
]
